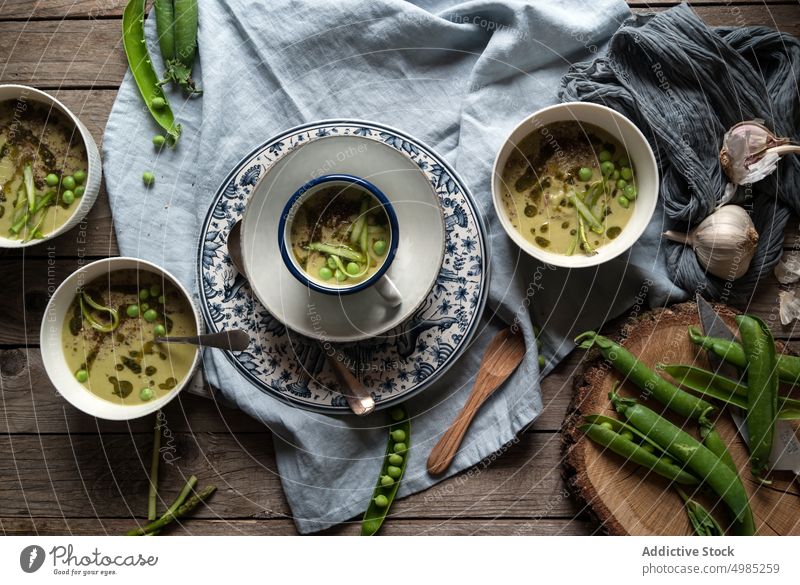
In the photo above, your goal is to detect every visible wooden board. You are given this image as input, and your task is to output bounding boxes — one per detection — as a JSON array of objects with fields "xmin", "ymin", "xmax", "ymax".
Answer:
[{"xmin": 563, "ymin": 302, "xmax": 800, "ymax": 536}]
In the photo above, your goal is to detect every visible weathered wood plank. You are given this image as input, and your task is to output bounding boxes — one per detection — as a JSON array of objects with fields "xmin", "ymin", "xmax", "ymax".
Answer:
[
  {"xmin": 0, "ymin": 7, "xmax": 798, "ymax": 88},
  {"xmin": 0, "ymin": 516, "xmax": 592, "ymax": 536},
  {"xmin": 0, "ymin": 344, "xmax": 577, "ymax": 433},
  {"xmin": 0, "ymin": 430, "xmax": 577, "ymax": 519},
  {"xmin": 0, "ymin": 1, "xmax": 793, "ymax": 21}
]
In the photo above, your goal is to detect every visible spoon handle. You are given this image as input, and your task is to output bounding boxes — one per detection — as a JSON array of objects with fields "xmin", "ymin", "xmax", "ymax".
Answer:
[
  {"xmin": 327, "ymin": 354, "xmax": 376, "ymax": 416},
  {"xmin": 156, "ymin": 329, "xmax": 250, "ymax": 351}
]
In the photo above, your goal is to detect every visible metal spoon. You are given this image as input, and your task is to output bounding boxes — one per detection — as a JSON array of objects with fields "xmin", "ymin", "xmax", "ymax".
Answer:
[
  {"xmin": 156, "ymin": 329, "xmax": 251, "ymax": 351},
  {"xmin": 226, "ymin": 220, "xmax": 376, "ymax": 415}
]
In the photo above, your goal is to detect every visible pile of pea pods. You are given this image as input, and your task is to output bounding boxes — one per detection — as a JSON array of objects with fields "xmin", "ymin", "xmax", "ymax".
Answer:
[{"xmin": 575, "ymin": 314, "xmax": 799, "ymax": 536}]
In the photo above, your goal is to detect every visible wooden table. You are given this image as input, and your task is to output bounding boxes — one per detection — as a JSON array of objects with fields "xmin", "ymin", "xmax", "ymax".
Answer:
[{"xmin": 1, "ymin": 1, "xmax": 798, "ymax": 536}]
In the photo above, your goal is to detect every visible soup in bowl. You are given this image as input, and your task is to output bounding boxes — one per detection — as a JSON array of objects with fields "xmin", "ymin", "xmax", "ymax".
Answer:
[
  {"xmin": 41, "ymin": 257, "xmax": 201, "ymax": 420},
  {"xmin": 278, "ymin": 174, "xmax": 401, "ymax": 305},
  {"xmin": 492, "ymin": 102, "xmax": 658, "ymax": 268}
]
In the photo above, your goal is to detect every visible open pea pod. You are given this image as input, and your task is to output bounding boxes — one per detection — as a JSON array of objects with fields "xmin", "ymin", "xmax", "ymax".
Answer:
[
  {"xmin": 123, "ymin": 0, "xmax": 181, "ymax": 145},
  {"xmin": 361, "ymin": 406, "xmax": 410, "ymax": 536}
]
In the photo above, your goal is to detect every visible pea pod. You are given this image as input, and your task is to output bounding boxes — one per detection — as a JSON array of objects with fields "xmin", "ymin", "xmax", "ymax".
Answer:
[
  {"xmin": 660, "ymin": 364, "xmax": 800, "ymax": 420},
  {"xmin": 122, "ymin": 0, "xmax": 181, "ymax": 145},
  {"xmin": 155, "ymin": 0, "xmax": 202, "ymax": 95},
  {"xmin": 583, "ymin": 414, "xmax": 668, "ymax": 456},
  {"xmin": 579, "ymin": 422, "xmax": 700, "ymax": 485},
  {"xmin": 612, "ymin": 394, "xmax": 755, "ymax": 535},
  {"xmin": 575, "ymin": 332, "xmax": 716, "ymax": 421},
  {"xmin": 688, "ymin": 326, "xmax": 800, "ymax": 385},
  {"xmin": 676, "ymin": 487, "xmax": 724, "ymax": 536},
  {"xmin": 736, "ymin": 315, "xmax": 778, "ymax": 479},
  {"xmin": 698, "ymin": 424, "xmax": 737, "ymax": 473},
  {"xmin": 362, "ymin": 406, "xmax": 410, "ymax": 536}
]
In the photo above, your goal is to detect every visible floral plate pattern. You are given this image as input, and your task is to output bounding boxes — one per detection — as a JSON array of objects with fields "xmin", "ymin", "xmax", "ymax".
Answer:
[{"xmin": 197, "ymin": 120, "xmax": 488, "ymax": 413}]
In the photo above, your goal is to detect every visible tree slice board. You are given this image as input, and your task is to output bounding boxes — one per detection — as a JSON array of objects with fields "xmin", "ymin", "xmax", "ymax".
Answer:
[{"xmin": 562, "ymin": 302, "xmax": 800, "ymax": 536}]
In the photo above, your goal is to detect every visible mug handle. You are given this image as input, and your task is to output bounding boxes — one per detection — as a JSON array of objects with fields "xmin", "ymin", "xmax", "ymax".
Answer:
[{"xmin": 374, "ymin": 275, "xmax": 402, "ymax": 307}]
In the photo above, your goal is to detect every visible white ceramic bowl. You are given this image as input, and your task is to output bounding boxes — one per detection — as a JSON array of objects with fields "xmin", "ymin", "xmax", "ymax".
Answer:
[
  {"xmin": 492, "ymin": 102, "xmax": 659, "ymax": 268},
  {"xmin": 0, "ymin": 84, "xmax": 102, "ymax": 248},
  {"xmin": 241, "ymin": 134, "xmax": 445, "ymax": 343},
  {"xmin": 40, "ymin": 257, "xmax": 202, "ymax": 421}
]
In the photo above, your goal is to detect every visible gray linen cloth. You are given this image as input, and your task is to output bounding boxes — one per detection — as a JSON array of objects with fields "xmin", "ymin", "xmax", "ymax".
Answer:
[{"xmin": 103, "ymin": 0, "xmax": 631, "ymax": 532}]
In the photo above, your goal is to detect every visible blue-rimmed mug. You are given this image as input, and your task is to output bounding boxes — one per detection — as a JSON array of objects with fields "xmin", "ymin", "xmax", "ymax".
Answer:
[{"xmin": 278, "ymin": 174, "xmax": 402, "ymax": 306}]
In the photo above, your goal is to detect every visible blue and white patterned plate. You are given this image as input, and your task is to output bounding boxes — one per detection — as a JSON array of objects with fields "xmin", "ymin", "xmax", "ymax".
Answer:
[{"xmin": 197, "ymin": 120, "xmax": 488, "ymax": 412}]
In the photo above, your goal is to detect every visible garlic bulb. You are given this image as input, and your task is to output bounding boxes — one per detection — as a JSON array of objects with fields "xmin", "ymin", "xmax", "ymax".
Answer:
[
  {"xmin": 663, "ymin": 205, "xmax": 759, "ymax": 280},
  {"xmin": 718, "ymin": 120, "xmax": 800, "ymax": 207},
  {"xmin": 779, "ymin": 290, "xmax": 800, "ymax": 325}
]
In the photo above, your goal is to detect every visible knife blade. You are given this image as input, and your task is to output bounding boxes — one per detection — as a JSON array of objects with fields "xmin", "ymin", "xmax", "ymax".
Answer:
[{"xmin": 696, "ymin": 293, "xmax": 800, "ymax": 475}]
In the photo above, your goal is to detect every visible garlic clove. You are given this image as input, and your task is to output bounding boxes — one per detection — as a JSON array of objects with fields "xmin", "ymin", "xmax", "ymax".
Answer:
[
  {"xmin": 774, "ymin": 251, "xmax": 800, "ymax": 284},
  {"xmin": 779, "ymin": 290, "xmax": 800, "ymax": 326},
  {"xmin": 720, "ymin": 120, "xmax": 794, "ymax": 188},
  {"xmin": 663, "ymin": 205, "xmax": 758, "ymax": 280}
]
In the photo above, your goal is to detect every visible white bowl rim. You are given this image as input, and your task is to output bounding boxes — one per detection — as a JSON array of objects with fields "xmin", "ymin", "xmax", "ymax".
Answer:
[
  {"xmin": 0, "ymin": 83, "xmax": 101, "ymax": 248},
  {"xmin": 40, "ymin": 256, "xmax": 202, "ymax": 421},
  {"xmin": 491, "ymin": 101, "xmax": 659, "ymax": 268}
]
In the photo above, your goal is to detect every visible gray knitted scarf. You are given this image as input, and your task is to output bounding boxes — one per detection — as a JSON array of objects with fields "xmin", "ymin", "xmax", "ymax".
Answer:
[{"xmin": 560, "ymin": 3, "xmax": 800, "ymax": 301}]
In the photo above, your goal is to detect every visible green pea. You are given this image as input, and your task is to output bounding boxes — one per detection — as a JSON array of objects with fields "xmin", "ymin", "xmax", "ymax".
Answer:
[
  {"xmin": 616, "ymin": 179, "xmax": 627, "ymax": 189},
  {"xmin": 598, "ymin": 150, "xmax": 612, "ymax": 162},
  {"xmin": 390, "ymin": 408, "xmax": 405, "ymax": 422},
  {"xmin": 334, "ymin": 269, "xmax": 347, "ymax": 282},
  {"xmin": 151, "ymin": 97, "xmax": 167, "ymax": 110},
  {"xmin": 641, "ymin": 442, "xmax": 656, "ymax": 454},
  {"xmin": 346, "ymin": 262, "xmax": 360, "ymax": 276},
  {"xmin": 326, "ymin": 256, "xmax": 337, "ymax": 270},
  {"xmin": 618, "ymin": 195, "xmax": 630, "ymax": 209},
  {"xmin": 380, "ymin": 475, "xmax": 394, "ymax": 488},
  {"xmin": 143, "ymin": 309, "xmax": 158, "ymax": 323},
  {"xmin": 538, "ymin": 354, "xmax": 545, "ymax": 368},
  {"xmin": 45, "ymin": 173, "xmax": 59, "ymax": 187},
  {"xmin": 373, "ymin": 495, "xmax": 389, "ymax": 508},
  {"xmin": 621, "ymin": 167, "xmax": 633, "ymax": 181},
  {"xmin": 373, "ymin": 240, "xmax": 387, "ymax": 256},
  {"xmin": 386, "ymin": 466, "xmax": 402, "ymax": 479},
  {"xmin": 139, "ymin": 289, "xmax": 150, "ymax": 301},
  {"xmin": 612, "ymin": 170, "xmax": 620, "ymax": 180},
  {"xmin": 599, "ymin": 421, "xmax": 614, "ymax": 431},
  {"xmin": 152, "ymin": 135, "xmax": 166, "ymax": 148},
  {"xmin": 74, "ymin": 185, "xmax": 85, "ymax": 198},
  {"xmin": 139, "ymin": 387, "xmax": 155, "ymax": 401},
  {"xmin": 154, "ymin": 324, "xmax": 166, "ymax": 337},
  {"xmin": 393, "ymin": 442, "xmax": 407, "ymax": 454},
  {"xmin": 73, "ymin": 170, "xmax": 87, "ymax": 184},
  {"xmin": 75, "ymin": 369, "xmax": 89, "ymax": 383},
  {"xmin": 623, "ymin": 184, "xmax": 637, "ymax": 200},
  {"xmin": 578, "ymin": 167, "xmax": 593, "ymax": 182},
  {"xmin": 388, "ymin": 453, "xmax": 403, "ymax": 466},
  {"xmin": 620, "ymin": 430, "xmax": 634, "ymax": 441},
  {"xmin": 319, "ymin": 266, "xmax": 333, "ymax": 280},
  {"xmin": 157, "ymin": 295, "xmax": 165, "ymax": 304},
  {"xmin": 61, "ymin": 175, "xmax": 76, "ymax": 190},
  {"xmin": 126, "ymin": 304, "xmax": 140, "ymax": 318},
  {"xmin": 140, "ymin": 302, "xmax": 150, "ymax": 311},
  {"xmin": 618, "ymin": 157, "xmax": 630, "ymax": 167},
  {"xmin": 61, "ymin": 190, "xmax": 75, "ymax": 205},
  {"xmin": 391, "ymin": 429, "xmax": 406, "ymax": 443},
  {"xmin": 600, "ymin": 161, "xmax": 615, "ymax": 176},
  {"xmin": 142, "ymin": 171, "xmax": 155, "ymax": 186},
  {"xmin": 149, "ymin": 284, "xmax": 161, "ymax": 297}
]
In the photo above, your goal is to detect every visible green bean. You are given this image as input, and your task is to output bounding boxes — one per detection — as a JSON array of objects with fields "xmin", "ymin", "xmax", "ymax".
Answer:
[
  {"xmin": 579, "ymin": 422, "xmax": 700, "ymax": 485},
  {"xmin": 575, "ymin": 332, "xmax": 716, "ymax": 421},
  {"xmin": 659, "ymin": 364, "xmax": 800, "ymax": 420},
  {"xmin": 569, "ymin": 193, "xmax": 603, "ymax": 234},
  {"xmin": 736, "ymin": 315, "xmax": 778, "ymax": 479},
  {"xmin": 612, "ymin": 395, "xmax": 754, "ymax": 535},
  {"xmin": 688, "ymin": 326, "xmax": 800, "ymax": 385},
  {"xmin": 362, "ymin": 406, "xmax": 410, "ymax": 536},
  {"xmin": 122, "ymin": 0, "xmax": 181, "ymax": 145},
  {"xmin": 307, "ymin": 242, "xmax": 366, "ymax": 263}
]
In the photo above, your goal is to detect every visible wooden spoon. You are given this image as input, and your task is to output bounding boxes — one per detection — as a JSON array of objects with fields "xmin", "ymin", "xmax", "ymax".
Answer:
[{"xmin": 427, "ymin": 327, "xmax": 527, "ymax": 475}]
